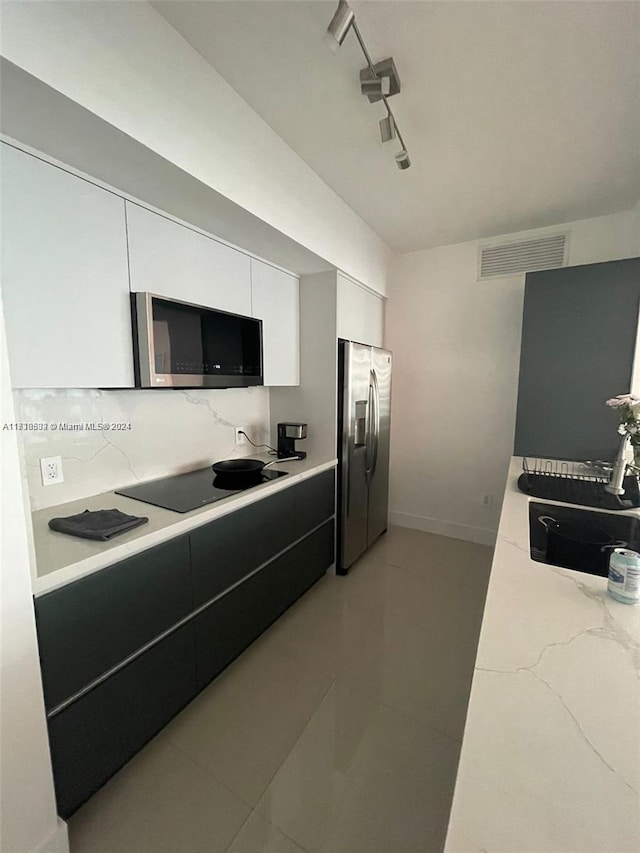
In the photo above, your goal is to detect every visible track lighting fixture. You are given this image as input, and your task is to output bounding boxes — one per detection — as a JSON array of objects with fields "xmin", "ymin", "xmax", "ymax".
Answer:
[{"xmin": 324, "ymin": 1, "xmax": 411, "ymax": 170}]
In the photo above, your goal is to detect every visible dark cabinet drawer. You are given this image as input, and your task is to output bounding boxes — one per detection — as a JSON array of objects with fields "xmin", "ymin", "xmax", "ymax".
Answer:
[
  {"xmin": 195, "ymin": 519, "xmax": 334, "ymax": 690},
  {"xmin": 48, "ymin": 623, "xmax": 197, "ymax": 818},
  {"xmin": 194, "ymin": 559, "xmax": 279, "ymax": 690},
  {"xmin": 190, "ymin": 486, "xmax": 295, "ymax": 607},
  {"xmin": 35, "ymin": 535, "xmax": 192, "ymax": 711},
  {"xmin": 292, "ymin": 469, "xmax": 335, "ymax": 538},
  {"xmin": 266, "ymin": 519, "xmax": 335, "ymax": 618},
  {"xmin": 290, "ymin": 518, "xmax": 335, "ymax": 596}
]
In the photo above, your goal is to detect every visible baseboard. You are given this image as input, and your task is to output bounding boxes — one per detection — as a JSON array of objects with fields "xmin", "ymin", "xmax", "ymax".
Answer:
[
  {"xmin": 389, "ymin": 511, "xmax": 497, "ymax": 547},
  {"xmin": 34, "ymin": 819, "xmax": 69, "ymax": 853}
]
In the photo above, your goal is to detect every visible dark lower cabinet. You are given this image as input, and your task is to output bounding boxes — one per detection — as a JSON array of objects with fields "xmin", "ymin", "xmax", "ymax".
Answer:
[
  {"xmin": 35, "ymin": 534, "xmax": 192, "ymax": 711},
  {"xmin": 190, "ymin": 469, "xmax": 335, "ymax": 609},
  {"xmin": 270, "ymin": 519, "xmax": 335, "ymax": 615},
  {"xmin": 195, "ymin": 519, "xmax": 334, "ymax": 690},
  {"xmin": 48, "ymin": 623, "xmax": 197, "ymax": 819},
  {"xmin": 294, "ymin": 470, "xmax": 335, "ymax": 538},
  {"xmin": 40, "ymin": 471, "xmax": 336, "ymax": 819},
  {"xmin": 194, "ymin": 558, "xmax": 281, "ymax": 689},
  {"xmin": 190, "ymin": 487, "xmax": 295, "ymax": 608}
]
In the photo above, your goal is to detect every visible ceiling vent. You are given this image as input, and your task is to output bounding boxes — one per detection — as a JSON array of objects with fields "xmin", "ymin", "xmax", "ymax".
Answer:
[{"xmin": 478, "ymin": 232, "xmax": 568, "ymax": 280}]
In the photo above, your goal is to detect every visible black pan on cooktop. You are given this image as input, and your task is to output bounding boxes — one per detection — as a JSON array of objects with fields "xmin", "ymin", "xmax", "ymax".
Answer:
[{"xmin": 115, "ymin": 466, "xmax": 289, "ymax": 513}]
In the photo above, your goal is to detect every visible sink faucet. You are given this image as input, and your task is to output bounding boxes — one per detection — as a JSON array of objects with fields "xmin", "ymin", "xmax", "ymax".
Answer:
[{"xmin": 605, "ymin": 435, "xmax": 629, "ymax": 496}]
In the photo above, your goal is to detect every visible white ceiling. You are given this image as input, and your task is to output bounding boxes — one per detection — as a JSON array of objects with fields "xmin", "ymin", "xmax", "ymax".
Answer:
[{"xmin": 153, "ymin": 1, "xmax": 639, "ymax": 254}]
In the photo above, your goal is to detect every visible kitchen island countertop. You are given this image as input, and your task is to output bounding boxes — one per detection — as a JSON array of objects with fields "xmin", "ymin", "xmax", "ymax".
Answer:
[
  {"xmin": 445, "ymin": 456, "xmax": 640, "ymax": 852},
  {"xmin": 30, "ymin": 454, "xmax": 337, "ymax": 596}
]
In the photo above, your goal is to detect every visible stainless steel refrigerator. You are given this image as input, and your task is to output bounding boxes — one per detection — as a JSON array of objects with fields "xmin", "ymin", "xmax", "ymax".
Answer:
[{"xmin": 337, "ymin": 340, "xmax": 392, "ymax": 573}]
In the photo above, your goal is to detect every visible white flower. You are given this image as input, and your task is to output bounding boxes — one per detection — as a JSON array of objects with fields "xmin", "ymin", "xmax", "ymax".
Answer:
[{"xmin": 606, "ymin": 393, "xmax": 640, "ymax": 408}]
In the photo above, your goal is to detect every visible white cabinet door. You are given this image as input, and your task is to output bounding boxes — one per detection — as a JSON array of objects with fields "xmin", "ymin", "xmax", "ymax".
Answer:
[
  {"xmin": 251, "ymin": 259, "xmax": 299, "ymax": 386},
  {"xmin": 1, "ymin": 144, "xmax": 134, "ymax": 388},
  {"xmin": 336, "ymin": 273, "xmax": 385, "ymax": 347},
  {"xmin": 126, "ymin": 202, "xmax": 251, "ymax": 316}
]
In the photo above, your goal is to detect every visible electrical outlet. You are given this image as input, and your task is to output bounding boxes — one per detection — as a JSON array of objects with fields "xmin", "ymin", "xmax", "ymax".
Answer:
[
  {"xmin": 40, "ymin": 456, "xmax": 64, "ymax": 486},
  {"xmin": 235, "ymin": 427, "xmax": 247, "ymax": 446},
  {"xmin": 480, "ymin": 491, "xmax": 494, "ymax": 509}
]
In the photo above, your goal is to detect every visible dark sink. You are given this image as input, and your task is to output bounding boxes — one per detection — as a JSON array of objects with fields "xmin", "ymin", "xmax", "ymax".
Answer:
[{"xmin": 529, "ymin": 501, "xmax": 640, "ymax": 577}]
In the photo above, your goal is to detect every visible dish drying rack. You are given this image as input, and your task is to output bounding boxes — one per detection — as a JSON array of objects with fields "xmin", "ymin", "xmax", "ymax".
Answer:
[
  {"xmin": 518, "ymin": 458, "xmax": 640, "ymax": 510},
  {"xmin": 523, "ymin": 458, "xmax": 612, "ymax": 481}
]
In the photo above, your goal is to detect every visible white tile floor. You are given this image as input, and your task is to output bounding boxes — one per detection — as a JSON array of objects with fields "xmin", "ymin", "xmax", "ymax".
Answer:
[{"xmin": 69, "ymin": 526, "xmax": 492, "ymax": 853}]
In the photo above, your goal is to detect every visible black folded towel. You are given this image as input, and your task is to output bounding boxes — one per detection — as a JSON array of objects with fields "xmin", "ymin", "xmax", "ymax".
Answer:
[{"xmin": 48, "ymin": 508, "xmax": 149, "ymax": 541}]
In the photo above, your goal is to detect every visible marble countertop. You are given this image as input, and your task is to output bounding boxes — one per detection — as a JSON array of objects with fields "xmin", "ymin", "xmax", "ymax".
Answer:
[
  {"xmin": 445, "ymin": 457, "xmax": 640, "ymax": 853},
  {"xmin": 30, "ymin": 454, "xmax": 337, "ymax": 597}
]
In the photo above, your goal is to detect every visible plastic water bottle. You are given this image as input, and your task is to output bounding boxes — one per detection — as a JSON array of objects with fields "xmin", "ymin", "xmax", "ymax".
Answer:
[{"xmin": 608, "ymin": 549, "xmax": 640, "ymax": 605}]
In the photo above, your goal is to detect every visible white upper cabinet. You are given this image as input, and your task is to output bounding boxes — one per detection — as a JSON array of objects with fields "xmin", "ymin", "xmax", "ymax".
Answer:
[
  {"xmin": 1, "ymin": 144, "xmax": 134, "ymax": 388},
  {"xmin": 125, "ymin": 202, "xmax": 251, "ymax": 316},
  {"xmin": 336, "ymin": 273, "xmax": 385, "ymax": 348},
  {"xmin": 250, "ymin": 259, "xmax": 299, "ymax": 386}
]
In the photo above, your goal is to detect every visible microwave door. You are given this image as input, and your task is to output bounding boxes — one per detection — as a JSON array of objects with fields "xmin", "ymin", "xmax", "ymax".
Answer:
[
  {"xmin": 132, "ymin": 292, "xmax": 263, "ymax": 388},
  {"xmin": 152, "ymin": 320, "xmax": 171, "ymax": 374},
  {"xmin": 136, "ymin": 292, "xmax": 208, "ymax": 387}
]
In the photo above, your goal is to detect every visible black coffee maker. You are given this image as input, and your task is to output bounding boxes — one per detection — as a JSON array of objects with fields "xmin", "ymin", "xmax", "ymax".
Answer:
[{"xmin": 277, "ymin": 423, "xmax": 307, "ymax": 459}]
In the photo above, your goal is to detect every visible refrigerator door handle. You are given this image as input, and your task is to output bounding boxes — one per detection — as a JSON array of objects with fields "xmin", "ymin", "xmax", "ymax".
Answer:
[
  {"xmin": 365, "ymin": 379, "xmax": 374, "ymax": 479},
  {"xmin": 370, "ymin": 369, "xmax": 380, "ymax": 479},
  {"xmin": 365, "ymin": 370, "xmax": 380, "ymax": 483}
]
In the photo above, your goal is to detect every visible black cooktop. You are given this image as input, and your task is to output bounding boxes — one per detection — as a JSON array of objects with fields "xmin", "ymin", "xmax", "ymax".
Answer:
[{"xmin": 115, "ymin": 466, "xmax": 289, "ymax": 513}]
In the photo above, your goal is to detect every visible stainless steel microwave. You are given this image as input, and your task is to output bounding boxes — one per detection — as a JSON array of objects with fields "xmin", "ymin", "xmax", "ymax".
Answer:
[{"xmin": 131, "ymin": 292, "xmax": 263, "ymax": 388}]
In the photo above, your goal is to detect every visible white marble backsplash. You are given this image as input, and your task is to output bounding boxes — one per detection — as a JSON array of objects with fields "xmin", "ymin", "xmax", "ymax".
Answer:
[{"xmin": 14, "ymin": 388, "xmax": 271, "ymax": 510}]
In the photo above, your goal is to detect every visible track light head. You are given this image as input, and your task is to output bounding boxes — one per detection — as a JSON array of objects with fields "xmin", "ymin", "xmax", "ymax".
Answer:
[
  {"xmin": 360, "ymin": 73, "xmax": 391, "ymax": 100},
  {"xmin": 360, "ymin": 58, "xmax": 401, "ymax": 103},
  {"xmin": 324, "ymin": 1, "xmax": 354, "ymax": 53},
  {"xmin": 379, "ymin": 114, "xmax": 396, "ymax": 143},
  {"xmin": 395, "ymin": 150, "xmax": 411, "ymax": 170}
]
